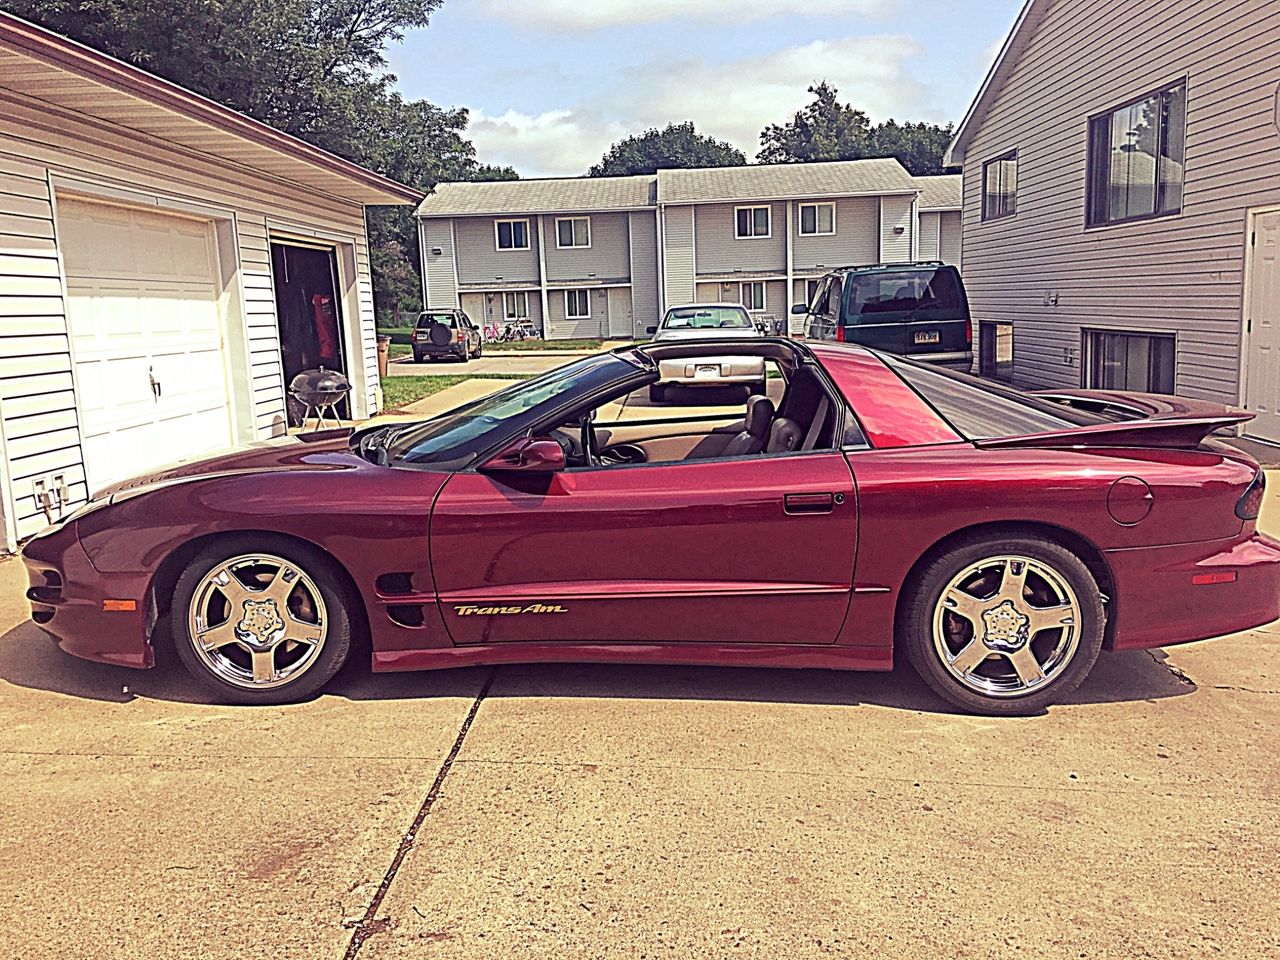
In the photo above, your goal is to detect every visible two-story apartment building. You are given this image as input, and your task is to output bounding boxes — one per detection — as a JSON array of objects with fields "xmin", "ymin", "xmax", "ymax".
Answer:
[
  {"xmin": 417, "ymin": 159, "xmax": 960, "ymax": 339},
  {"xmin": 947, "ymin": 0, "xmax": 1280, "ymax": 441}
]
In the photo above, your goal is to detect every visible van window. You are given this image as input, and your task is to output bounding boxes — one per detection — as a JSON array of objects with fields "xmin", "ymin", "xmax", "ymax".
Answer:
[{"xmin": 843, "ymin": 268, "xmax": 963, "ymax": 319}]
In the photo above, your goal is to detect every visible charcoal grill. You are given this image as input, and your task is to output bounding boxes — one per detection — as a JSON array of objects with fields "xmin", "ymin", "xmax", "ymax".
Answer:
[{"xmin": 289, "ymin": 366, "xmax": 351, "ymax": 430}]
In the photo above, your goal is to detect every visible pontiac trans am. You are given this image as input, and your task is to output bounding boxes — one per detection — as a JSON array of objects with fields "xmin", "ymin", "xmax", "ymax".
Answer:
[{"xmin": 21, "ymin": 339, "xmax": 1280, "ymax": 714}]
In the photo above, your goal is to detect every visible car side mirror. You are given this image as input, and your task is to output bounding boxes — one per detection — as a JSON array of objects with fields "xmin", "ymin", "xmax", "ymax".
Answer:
[
  {"xmin": 478, "ymin": 436, "xmax": 566, "ymax": 474},
  {"xmin": 646, "ymin": 325, "xmax": 658, "ymax": 335},
  {"xmin": 790, "ymin": 304, "xmax": 808, "ymax": 315}
]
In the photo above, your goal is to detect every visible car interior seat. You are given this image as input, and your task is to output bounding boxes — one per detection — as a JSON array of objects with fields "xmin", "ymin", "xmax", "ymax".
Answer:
[{"xmin": 722, "ymin": 395, "xmax": 775, "ymax": 456}]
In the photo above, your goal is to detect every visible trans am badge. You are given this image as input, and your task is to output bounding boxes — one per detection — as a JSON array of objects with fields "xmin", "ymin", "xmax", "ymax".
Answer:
[{"xmin": 454, "ymin": 603, "xmax": 568, "ymax": 617}]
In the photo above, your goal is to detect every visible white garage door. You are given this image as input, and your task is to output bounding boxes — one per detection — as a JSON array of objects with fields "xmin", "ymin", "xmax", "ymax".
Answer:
[{"xmin": 57, "ymin": 197, "xmax": 234, "ymax": 490}]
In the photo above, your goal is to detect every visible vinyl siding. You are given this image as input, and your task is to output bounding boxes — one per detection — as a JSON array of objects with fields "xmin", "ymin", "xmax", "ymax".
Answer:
[
  {"xmin": 453, "ymin": 215, "xmax": 539, "ymax": 284},
  {"xmin": 694, "ymin": 202, "xmax": 785, "ymax": 275},
  {"xmin": 420, "ymin": 217, "xmax": 459, "ymax": 309},
  {"xmin": 879, "ymin": 196, "xmax": 915, "ymax": 262},
  {"xmin": 938, "ymin": 211, "xmax": 962, "ymax": 266},
  {"xmin": 547, "ymin": 287, "xmax": 609, "ymax": 339},
  {"xmin": 793, "ymin": 197, "xmax": 879, "ymax": 269},
  {"xmin": 663, "ymin": 205, "xmax": 695, "ymax": 307},
  {"xmin": 543, "ymin": 212, "xmax": 630, "ymax": 283},
  {"xmin": 629, "ymin": 211, "xmax": 660, "ymax": 329},
  {"xmin": 0, "ymin": 87, "xmax": 382, "ymax": 544},
  {"xmin": 460, "ymin": 289, "xmax": 543, "ymax": 331},
  {"xmin": 959, "ymin": 0, "xmax": 1280, "ymax": 400},
  {"xmin": 918, "ymin": 211, "xmax": 941, "ymax": 261}
]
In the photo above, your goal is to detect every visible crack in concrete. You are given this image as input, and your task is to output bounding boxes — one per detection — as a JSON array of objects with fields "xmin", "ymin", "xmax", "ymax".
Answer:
[
  {"xmin": 1147, "ymin": 651, "xmax": 1196, "ymax": 687},
  {"xmin": 1210, "ymin": 684, "xmax": 1280, "ymax": 695},
  {"xmin": 342, "ymin": 666, "xmax": 496, "ymax": 959}
]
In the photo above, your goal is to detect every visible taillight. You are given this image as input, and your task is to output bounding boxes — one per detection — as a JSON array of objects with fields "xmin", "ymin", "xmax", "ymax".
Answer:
[
  {"xmin": 835, "ymin": 325, "xmax": 846, "ymax": 343},
  {"xmin": 965, "ymin": 318, "xmax": 973, "ymax": 345},
  {"xmin": 1236, "ymin": 469, "xmax": 1265, "ymax": 520},
  {"xmin": 457, "ymin": 330, "xmax": 465, "ymax": 343}
]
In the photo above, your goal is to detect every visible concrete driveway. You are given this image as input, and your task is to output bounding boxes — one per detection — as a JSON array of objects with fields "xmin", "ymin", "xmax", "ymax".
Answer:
[{"xmin": 0, "ymin": 497, "xmax": 1277, "ymax": 957}]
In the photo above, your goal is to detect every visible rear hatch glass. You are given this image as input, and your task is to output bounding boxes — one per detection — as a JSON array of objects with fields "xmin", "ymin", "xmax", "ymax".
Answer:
[
  {"xmin": 417, "ymin": 313, "xmax": 457, "ymax": 328},
  {"xmin": 844, "ymin": 267, "xmax": 964, "ymax": 322}
]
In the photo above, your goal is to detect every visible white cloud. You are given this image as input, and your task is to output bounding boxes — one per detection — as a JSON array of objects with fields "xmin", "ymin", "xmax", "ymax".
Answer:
[
  {"xmin": 473, "ymin": 0, "xmax": 898, "ymax": 30},
  {"xmin": 466, "ymin": 36, "xmax": 930, "ymax": 177}
]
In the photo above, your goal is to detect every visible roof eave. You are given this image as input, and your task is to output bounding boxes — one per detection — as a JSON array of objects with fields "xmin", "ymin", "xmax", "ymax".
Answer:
[
  {"xmin": 659, "ymin": 188, "xmax": 919, "ymax": 206},
  {"xmin": 0, "ymin": 12, "xmax": 423, "ymax": 206},
  {"xmin": 416, "ymin": 204, "xmax": 657, "ymax": 218}
]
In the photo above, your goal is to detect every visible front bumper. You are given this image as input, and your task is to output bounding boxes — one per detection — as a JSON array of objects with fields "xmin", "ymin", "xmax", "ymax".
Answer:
[
  {"xmin": 658, "ymin": 356, "xmax": 767, "ymax": 386},
  {"xmin": 1105, "ymin": 531, "xmax": 1280, "ymax": 649},
  {"xmin": 20, "ymin": 521, "xmax": 154, "ymax": 669}
]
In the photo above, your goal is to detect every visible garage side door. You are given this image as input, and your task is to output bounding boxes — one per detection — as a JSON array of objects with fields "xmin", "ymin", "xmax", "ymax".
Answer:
[{"xmin": 57, "ymin": 197, "xmax": 234, "ymax": 490}]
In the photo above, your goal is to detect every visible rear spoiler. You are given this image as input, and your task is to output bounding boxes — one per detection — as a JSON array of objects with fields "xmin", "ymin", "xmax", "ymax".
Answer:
[{"xmin": 973, "ymin": 389, "xmax": 1253, "ymax": 450}]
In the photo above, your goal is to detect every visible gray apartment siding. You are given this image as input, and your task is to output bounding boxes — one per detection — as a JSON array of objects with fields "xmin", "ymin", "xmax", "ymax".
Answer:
[
  {"xmin": 420, "ymin": 218, "xmax": 458, "ymax": 309},
  {"xmin": 918, "ymin": 211, "xmax": 941, "ymax": 261},
  {"xmin": 879, "ymin": 196, "xmax": 915, "ymax": 262},
  {"xmin": 793, "ymin": 197, "xmax": 879, "ymax": 269},
  {"xmin": 629, "ymin": 211, "xmax": 660, "ymax": 329},
  {"xmin": 663, "ymin": 205, "xmax": 696, "ymax": 306},
  {"xmin": 543, "ymin": 211, "xmax": 631, "ymax": 283},
  {"xmin": 694, "ymin": 201, "xmax": 786, "ymax": 275},
  {"xmin": 958, "ymin": 0, "xmax": 1280, "ymax": 401},
  {"xmin": 547, "ymin": 286, "xmax": 609, "ymax": 339},
  {"xmin": 453, "ymin": 215, "xmax": 539, "ymax": 284},
  {"xmin": 939, "ymin": 210, "xmax": 962, "ymax": 266}
]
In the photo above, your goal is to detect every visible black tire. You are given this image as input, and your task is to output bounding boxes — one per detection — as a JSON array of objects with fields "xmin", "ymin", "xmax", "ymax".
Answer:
[
  {"xmin": 413, "ymin": 351, "xmax": 426, "ymax": 363},
  {"xmin": 427, "ymin": 322, "xmax": 452, "ymax": 346},
  {"xmin": 475, "ymin": 341, "xmax": 484, "ymax": 358},
  {"xmin": 170, "ymin": 535, "xmax": 353, "ymax": 705},
  {"xmin": 649, "ymin": 384, "xmax": 667, "ymax": 403},
  {"xmin": 901, "ymin": 534, "xmax": 1105, "ymax": 715},
  {"xmin": 457, "ymin": 347, "xmax": 470, "ymax": 364}
]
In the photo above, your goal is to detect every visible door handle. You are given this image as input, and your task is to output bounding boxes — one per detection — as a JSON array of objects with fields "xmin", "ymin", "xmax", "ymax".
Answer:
[{"xmin": 784, "ymin": 492, "xmax": 835, "ymax": 515}]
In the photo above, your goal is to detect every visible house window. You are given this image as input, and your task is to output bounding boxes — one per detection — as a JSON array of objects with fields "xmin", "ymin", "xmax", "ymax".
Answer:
[
  {"xmin": 799, "ymin": 202, "xmax": 835, "ymax": 236},
  {"xmin": 556, "ymin": 217, "xmax": 590, "ymax": 248},
  {"xmin": 502, "ymin": 291, "xmax": 529, "ymax": 320},
  {"xmin": 495, "ymin": 219, "xmax": 530, "ymax": 250},
  {"xmin": 735, "ymin": 206, "xmax": 771, "ymax": 239},
  {"xmin": 1087, "ymin": 330, "xmax": 1175, "ymax": 394},
  {"xmin": 982, "ymin": 152, "xmax": 1017, "ymax": 221},
  {"xmin": 1088, "ymin": 81, "xmax": 1186, "ymax": 226},
  {"xmin": 740, "ymin": 281, "xmax": 766, "ymax": 311},
  {"xmin": 564, "ymin": 289, "xmax": 591, "ymax": 319}
]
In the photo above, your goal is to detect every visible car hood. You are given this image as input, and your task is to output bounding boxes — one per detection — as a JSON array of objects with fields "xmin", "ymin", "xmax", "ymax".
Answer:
[{"xmin": 95, "ymin": 429, "xmax": 359, "ymax": 500}]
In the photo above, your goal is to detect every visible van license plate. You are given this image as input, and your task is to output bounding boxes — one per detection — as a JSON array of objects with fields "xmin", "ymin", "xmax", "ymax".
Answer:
[
  {"xmin": 695, "ymin": 364, "xmax": 720, "ymax": 379},
  {"xmin": 913, "ymin": 331, "xmax": 940, "ymax": 345}
]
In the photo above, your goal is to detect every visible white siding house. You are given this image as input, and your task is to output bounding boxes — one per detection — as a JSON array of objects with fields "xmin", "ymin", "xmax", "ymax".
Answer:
[
  {"xmin": 0, "ymin": 13, "xmax": 419, "ymax": 550},
  {"xmin": 947, "ymin": 0, "xmax": 1280, "ymax": 440}
]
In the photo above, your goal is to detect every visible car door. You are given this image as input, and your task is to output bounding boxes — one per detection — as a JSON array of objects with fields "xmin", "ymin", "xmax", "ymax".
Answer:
[{"xmin": 429, "ymin": 450, "xmax": 858, "ymax": 646}]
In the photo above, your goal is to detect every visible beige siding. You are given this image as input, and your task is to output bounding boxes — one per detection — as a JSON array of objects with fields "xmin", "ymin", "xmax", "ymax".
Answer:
[
  {"xmin": 543, "ymin": 212, "xmax": 630, "ymax": 283},
  {"xmin": 959, "ymin": 0, "xmax": 1280, "ymax": 399},
  {"xmin": 694, "ymin": 202, "xmax": 785, "ymax": 275},
  {"xmin": 663, "ymin": 205, "xmax": 695, "ymax": 307},
  {"xmin": 547, "ymin": 287, "xmax": 609, "ymax": 339},
  {"xmin": 453, "ymin": 215, "xmax": 539, "ymax": 284},
  {"xmin": 461, "ymin": 289, "xmax": 543, "ymax": 332},
  {"xmin": 793, "ymin": 196, "xmax": 879, "ymax": 269},
  {"xmin": 0, "ymin": 87, "xmax": 380, "ymax": 543},
  {"xmin": 879, "ymin": 196, "xmax": 915, "ymax": 262},
  {"xmin": 629, "ymin": 211, "xmax": 660, "ymax": 329},
  {"xmin": 939, "ymin": 211, "xmax": 963, "ymax": 266},
  {"xmin": 918, "ymin": 211, "xmax": 941, "ymax": 261},
  {"xmin": 421, "ymin": 218, "xmax": 459, "ymax": 309}
]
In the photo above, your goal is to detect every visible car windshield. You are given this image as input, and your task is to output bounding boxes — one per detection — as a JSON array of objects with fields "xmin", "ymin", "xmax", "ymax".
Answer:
[
  {"xmin": 383, "ymin": 353, "xmax": 640, "ymax": 466},
  {"xmin": 417, "ymin": 313, "xmax": 456, "ymax": 328},
  {"xmin": 662, "ymin": 307, "xmax": 753, "ymax": 330},
  {"xmin": 881, "ymin": 354, "xmax": 1110, "ymax": 440},
  {"xmin": 843, "ymin": 268, "xmax": 963, "ymax": 317}
]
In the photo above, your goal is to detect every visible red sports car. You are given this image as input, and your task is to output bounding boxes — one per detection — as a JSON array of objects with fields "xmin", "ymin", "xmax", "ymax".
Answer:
[{"xmin": 21, "ymin": 339, "xmax": 1280, "ymax": 714}]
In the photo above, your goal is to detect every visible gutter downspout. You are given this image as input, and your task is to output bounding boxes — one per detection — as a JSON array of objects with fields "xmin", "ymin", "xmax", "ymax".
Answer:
[
  {"xmin": 785, "ymin": 200, "xmax": 795, "ymax": 334},
  {"xmin": 536, "ymin": 215, "xmax": 550, "ymax": 338}
]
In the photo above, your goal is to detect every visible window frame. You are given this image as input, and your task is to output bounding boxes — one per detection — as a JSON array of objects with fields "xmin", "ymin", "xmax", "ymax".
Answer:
[
  {"xmin": 798, "ymin": 202, "xmax": 836, "ymax": 236},
  {"xmin": 564, "ymin": 288, "xmax": 591, "ymax": 320},
  {"xmin": 502, "ymin": 291, "xmax": 529, "ymax": 320},
  {"xmin": 1086, "ymin": 79, "xmax": 1188, "ymax": 228},
  {"xmin": 555, "ymin": 216, "xmax": 592, "ymax": 249},
  {"xmin": 981, "ymin": 150, "xmax": 1018, "ymax": 222},
  {"xmin": 734, "ymin": 205, "xmax": 772, "ymax": 239},
  {"xmin": 1084, "ymin": 328, "xmax": 1177, "ymax": 394},
  {"xmin": 494, "ymin": 218, "xmax": 531, "ymax": 251},
  {"xmin": 739, "ymin": 280, "xmax": 766, "ymax": 312},
  {"xmin": 804, "ymin": 278, "xmax": 823, "ymax": 309}
]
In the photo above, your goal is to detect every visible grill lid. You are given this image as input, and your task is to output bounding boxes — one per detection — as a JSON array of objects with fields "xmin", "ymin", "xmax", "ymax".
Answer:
[{"xmin": 289, "ymin": 366, "xmax": 351, "ymax": 404}]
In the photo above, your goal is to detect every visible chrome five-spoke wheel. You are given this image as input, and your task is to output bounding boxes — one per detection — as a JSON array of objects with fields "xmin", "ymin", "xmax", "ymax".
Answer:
[
  {"xmin": 933, "ymin": 555, "xmax": 1081, "ymax": 697},
  {"xmin": 173, "ymin": 537, "xmax": 352, "ymax": 703},
  {"xmin": 903, "ymin": 535, "xmax": 1105, "ymax": 714}
]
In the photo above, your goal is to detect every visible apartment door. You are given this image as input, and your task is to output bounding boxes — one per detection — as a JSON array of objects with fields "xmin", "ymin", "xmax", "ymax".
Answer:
[
  {"xmin": 607, "ymin": 287, "xmax": 633, "ymax": 338},
  {"xmin": 1244, "ymin": 209, "xmax": 1280, "ymax": 442}
]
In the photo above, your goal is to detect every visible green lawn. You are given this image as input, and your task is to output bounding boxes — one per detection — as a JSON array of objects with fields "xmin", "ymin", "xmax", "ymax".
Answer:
[
  {"xmin": 388, "ymin": 342, "xmax": 411, "ymax": 359},
  {"xmin": 381, "ymin": 373, "xmax": 533, "ymax": 412}
]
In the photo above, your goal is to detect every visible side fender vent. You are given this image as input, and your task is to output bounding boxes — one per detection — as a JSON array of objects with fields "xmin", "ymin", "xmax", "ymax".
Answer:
[
  {"xmin": 376, "ymin": 572, "xmax": 416, "ymax": 596},
  {"xmin": 387, "ymin": 604, "xmax": 425, "ymax": 628}
]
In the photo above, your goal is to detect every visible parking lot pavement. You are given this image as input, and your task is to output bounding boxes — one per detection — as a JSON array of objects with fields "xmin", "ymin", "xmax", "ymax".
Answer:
[{"xmin": 0, "ymin": 494, "xmax": 1277, "ymax": 958}]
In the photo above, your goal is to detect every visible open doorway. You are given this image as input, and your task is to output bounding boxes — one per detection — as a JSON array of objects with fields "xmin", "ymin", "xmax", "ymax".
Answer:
[{"xmin": 271, "ymin": 241, "xmax": 347, "ymax": 424}]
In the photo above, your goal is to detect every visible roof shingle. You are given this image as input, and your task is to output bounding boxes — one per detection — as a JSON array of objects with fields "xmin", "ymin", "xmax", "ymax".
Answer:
[
  {"xmin": 657, "ymin": 158, "xmax": 916, "ymax": 204},
  {"xmin": 416, "ymin": 175, "xmax": 656, "ymax": 217},
  {"xmin": 914, "ymin": 174, "xmax": 962, "ymax": 210}
]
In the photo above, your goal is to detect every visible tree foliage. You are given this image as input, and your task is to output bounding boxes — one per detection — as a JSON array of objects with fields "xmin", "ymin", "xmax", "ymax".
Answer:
[
  {"xmin": 758, "ymin": 82, "xmax": 954, "ymax": 175},
  {"xmin": 588, "ymin": 122, "xmax": 746, "ymax": 177},
  {"xmin": 0, "ymin": 0, "xmax": 513, "ymax": 317}
]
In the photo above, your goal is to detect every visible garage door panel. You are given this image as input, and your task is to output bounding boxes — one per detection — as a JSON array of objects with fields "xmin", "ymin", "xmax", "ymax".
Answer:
[{"xmin": 58, "ymin": 197, "xmax": 234, "ymax": 489}]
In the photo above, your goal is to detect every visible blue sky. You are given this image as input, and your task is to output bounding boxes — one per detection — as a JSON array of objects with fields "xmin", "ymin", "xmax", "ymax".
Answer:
[{"xmin": 387, "ymin": 0, "xmax": 1025, "ymax": 178}]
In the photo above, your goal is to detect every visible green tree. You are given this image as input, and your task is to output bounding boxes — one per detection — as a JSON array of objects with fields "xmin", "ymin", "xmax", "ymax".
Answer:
[
  {"xmin": 757, "ymin": 82, "xmax": 955, "ymax": 175},
  {"xmin": 588, "ymin": 122, "xmax": 745, "ymax": 177},
  {"xmin": 0, "ymin": 0, "xmax": 513, "ymax": 319}
]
